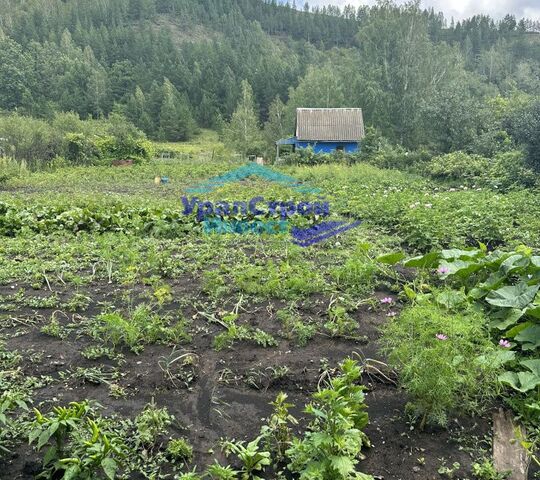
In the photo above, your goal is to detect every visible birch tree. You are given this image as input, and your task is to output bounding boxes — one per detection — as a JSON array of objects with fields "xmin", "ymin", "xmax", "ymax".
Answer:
[{"xmin": 224, "ymin": 80, "xmax": 264, "ymax": 157}]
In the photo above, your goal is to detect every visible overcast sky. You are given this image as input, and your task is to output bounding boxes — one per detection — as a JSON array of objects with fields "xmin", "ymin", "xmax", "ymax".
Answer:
[{"xmin": 307, "ymin": 0, "xmax": 540, "ymax": 21}]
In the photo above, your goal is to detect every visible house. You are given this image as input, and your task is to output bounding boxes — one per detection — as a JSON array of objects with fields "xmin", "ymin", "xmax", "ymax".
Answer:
[{"xmin": 276, "ymin": 108, "xmax": 365, "ymax": 159}]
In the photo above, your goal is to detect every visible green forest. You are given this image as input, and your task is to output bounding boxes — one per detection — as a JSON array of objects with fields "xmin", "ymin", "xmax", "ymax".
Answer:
[{"xmin": 0, "ymin": 0, "xmax": 539, "ymax": 167}]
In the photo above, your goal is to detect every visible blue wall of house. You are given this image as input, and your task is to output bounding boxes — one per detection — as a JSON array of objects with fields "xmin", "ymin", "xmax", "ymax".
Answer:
[{"xmin": 295, "ymin": 141, "xmax": 359, "ymax": 154}]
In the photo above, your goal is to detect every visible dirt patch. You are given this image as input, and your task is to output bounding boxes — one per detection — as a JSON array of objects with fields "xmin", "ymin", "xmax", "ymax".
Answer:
[{"xmin": 0, "ymin": 280, "xmax": 517, "ymax": 479}]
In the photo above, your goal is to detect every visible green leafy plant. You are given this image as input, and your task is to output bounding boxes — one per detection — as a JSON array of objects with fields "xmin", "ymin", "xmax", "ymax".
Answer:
[
  {"xmin": 260, "ymin": 392, "xmax": 298, "ymax": 463},
  {"xmin": 221, "ymin": 436, "xmax": 271, "ymax": 480},
  {"xmin": 176, "ymin": 470, "xmax": 202, "ymax": 480},
  {"xmin": 28, "ymin": 401, "xmax": 125, "ymax": 479},
  {"xmin": 90, "ymin": 304, "xmax": 190, "ymax": 353},
  {"xmin": 0, "ymin": 390, "xmax": 29, "ymax": 455},
  {"xmin": 233, "ymin": 260, "xmax": 324, "ymax": 300},
  {"xmin": 438, "ymin": 461, "xmax": 461, "ymax": 478},
  {"xmin": 381, "ymin": 303, "xmax": 505, "ymax": 428},
  {"xmin": 57, "ymin": 418, "xmax": 126, "ymax": 480},
  {"xmin": 276, "ymin": 308, "xmax": 316, "ymax": 347},
  {"xmin": 167, "ymin": 437, "xmax": 193, "ymax": 464},
  {"xmin": 325, "ymin": 304, "xmax": 357, "ymax": 338},
  {"xmin": 331, "ymin": 245, "xmax": 379, "ymax": 297},
  {"xmin": 212, "ymin": 313, "xmax": 277, "ymax": 351},
  {"xmin": 381, "ymin": 245, "xmax": 540, "ymax": 424},
  {"xmin": 29, "ymin": 401, "xmax": 91, "ymax": 460},
  {"xmin": 206, "ymin": 462, "xmax": 240, "ymax": 479},
  {"xmin": 286, "ymin": 359, "xmax": 372, "ymax": 480},
  {"xmin": 471, "ymin": 459, "xmax": 510, "ymax": 479},
  {"xmin": 135, "ymin": 400, "xmax": 173, "ymax": 446}
]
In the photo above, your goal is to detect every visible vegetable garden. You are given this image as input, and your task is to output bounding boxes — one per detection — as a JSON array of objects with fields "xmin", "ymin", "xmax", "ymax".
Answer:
[{"xmin": 1, "ymin": 154, "xmax": 539, "ymax": 480}]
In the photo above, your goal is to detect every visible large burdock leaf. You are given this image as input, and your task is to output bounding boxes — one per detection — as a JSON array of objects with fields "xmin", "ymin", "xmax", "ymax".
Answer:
[
  {"xmin": 489, "ymin": 308, "xmax": 523, "ymax": 330},
  {"xmin": 403, "ymin": 252, "xmax": 440, "ymax": 268},
  {"xmin": 498, "ymin": 359, "xmax": 540, "ymax": 393},
  {"xmin": 521, "ymin": 359, "xmax": 540, "ymax": 377},
  {"xmin": 439, "ymin": 260, "xmax": 483, "ymax": 279},
  {"xmin": 499, "ymin": 254, "xmax": 530, "ymax": 275},
  {"xmin": 486, "ymin": 283, "xmax": 539, "ymax": 309},
  {"xmin": 515, "ymin": 324, "xmax": 540, "ymax": 351},
  {"xmin": 376, "ymin": 252, "xmax": 405, "ymax": 265},
  {"xmin": 499, "ymin": 371, "xmax": 540, "ymax": 393}
]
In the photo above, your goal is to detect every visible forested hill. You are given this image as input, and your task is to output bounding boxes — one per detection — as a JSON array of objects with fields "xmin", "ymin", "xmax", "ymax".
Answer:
[
  {"xmin": 0, "ymin": 0, "xmax": 360, "ymax": 127},
  {"xmin": 0, "ymin": 0, "xmax": 539, "ymax": 155}
]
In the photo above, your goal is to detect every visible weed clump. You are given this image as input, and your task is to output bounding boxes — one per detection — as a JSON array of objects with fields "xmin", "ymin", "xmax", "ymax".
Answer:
[{"xmin": 381, "ymin": 304, "xmax": 504, "ymax": 428}]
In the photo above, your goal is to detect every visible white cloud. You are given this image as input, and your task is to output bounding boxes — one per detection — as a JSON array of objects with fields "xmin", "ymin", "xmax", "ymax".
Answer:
[{"xmin": 306, "ymin": 0, "xmax": 540, "ymax": 20}]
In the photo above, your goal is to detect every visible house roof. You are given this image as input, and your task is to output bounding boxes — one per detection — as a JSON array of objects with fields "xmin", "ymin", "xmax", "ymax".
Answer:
[{"xmin": 295, "ymin": 108, "xmax": 365, "ymax": 142}]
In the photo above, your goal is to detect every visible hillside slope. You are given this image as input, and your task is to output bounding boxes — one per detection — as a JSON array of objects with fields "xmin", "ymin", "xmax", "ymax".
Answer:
[{"xmin": 0, "ymin": 0, "xmax": 538, "ymax": 152}]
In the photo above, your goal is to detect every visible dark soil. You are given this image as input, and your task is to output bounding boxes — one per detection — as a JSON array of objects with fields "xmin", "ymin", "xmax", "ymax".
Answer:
[{"xmin": 0, "ymin": 280, "xmax": 530, "ymax": 480}]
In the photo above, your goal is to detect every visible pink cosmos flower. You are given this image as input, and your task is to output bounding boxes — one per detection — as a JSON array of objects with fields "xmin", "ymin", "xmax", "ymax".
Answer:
[
  {"xmin": 499, "ymin": 339, "xmax": 511, "ymax": 348},
  {"xmin": 380, "ymin": 297, "xmax": 393, "ymax": 304},
  {"xmin": 437, "ymin": 266, "xmax": 450, "ymax": 275},
  {"xmin": 436, "ymin": 333, "xmax": 448, "ymax": 341}
]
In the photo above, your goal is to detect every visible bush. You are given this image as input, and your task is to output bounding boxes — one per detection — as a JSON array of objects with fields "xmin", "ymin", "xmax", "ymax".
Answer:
[
  {"xmin": 0, "ymin": 157, "xmax": 28, "ymax": 184},
  {"xmin": 65, "ymin": 133, "xmax": 100, "ymax": 165},
  {"xmin": 366, "ymin": 145, "xmax": 431, "ymax": 171},
  {"xmin": 358, "ymin": 128, "xmax": 431, "ymax": 171},
  {"xmin": 94, "ymin": 136, "xmax": 153, "ymax": 164},
  {"xmin": 427, "ymin": 151, "xmax": 490, "ymax": 183},
  {"xmin": 381, "ymin": 303, "xmax": 503, "ymax": 428},
  {"xmin": 97, "ymin": 112, "xmax": 153, "ymax": 163},
  {"xmin": 426, "ymin": 150, "xmax": 537, "ymax": 190},
  {"xmin": 487, "ymin": 150, "xmax": 537, "ymax": 190},
  {"xmin": 504, "ymin": 99, "xmax": 540, "ymax": 172},
  {"xmin": 279, "ymin": 146, "xmax": 352, "ymax": 166},
  {"xmin": 0, "ymin": 113, "xmax": 62, "ymax": 168},
  {"xmin": 0, "ymin": 112, "xmax": 151, "ymax": 169}
]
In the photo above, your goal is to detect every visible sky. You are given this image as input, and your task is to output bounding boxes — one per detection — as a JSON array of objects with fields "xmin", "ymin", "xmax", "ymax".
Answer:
[{"xmin": 306, "ymin": 0, "xmax": 540, "ymax": 21}]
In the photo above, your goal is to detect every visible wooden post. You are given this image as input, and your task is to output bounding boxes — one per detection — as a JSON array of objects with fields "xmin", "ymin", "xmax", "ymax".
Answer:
[{"xmin": 493, "ymin": 408, "xmax": 530, "ymax": 480}]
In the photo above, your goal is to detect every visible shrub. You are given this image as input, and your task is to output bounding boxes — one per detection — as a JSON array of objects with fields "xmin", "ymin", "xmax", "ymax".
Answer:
[
  {"xmin": 0, "ymin": 112, "xmax": 151, "ymax": 169},
  {"xmin": 381, "ymin": 303, "xmax": 503, "ymax": 428},
  {"xmin": 279, "ymin": 146, "xmax": 350, "ymax": 166},
  {"xmin": 65, "ymin": 133, "xmax": 100, "ymax": 165},
  {"xmin": 358, "ymin": 128, "xmax": 431, "ymax": 171},
  {"xmin": 365, "ymin": 144, "xmax": 431, "ymax": 171},
  {"xmin": 486, "ymin": 150, "xmax": 537, "ymax": 190},
  {"xmin": 0, "ymin": 157, "xmax": 28, "ymax": 184},
  {"xmin": 504, "ymin": 99, "xmax": 540, "ymax": 172},
  {"xmin": 94, "ymin": 135, "xmax": 152, "ymax": 164},
  {"xmin": 427, "ymin": 151, "xmax": 490, "ymax": 183},
  {"xmin": 0, "ymin": 113, "xmax": 62, "ymax": 168}
]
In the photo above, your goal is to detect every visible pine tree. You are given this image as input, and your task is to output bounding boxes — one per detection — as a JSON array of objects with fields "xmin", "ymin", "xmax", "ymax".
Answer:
[
  {"xmin": 126, "ymin": 86, "xmax": 153, "ymax": 135},
  {"xmin": 159, "ymin": 79, "xmax": 196, "ymax": 142}
]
